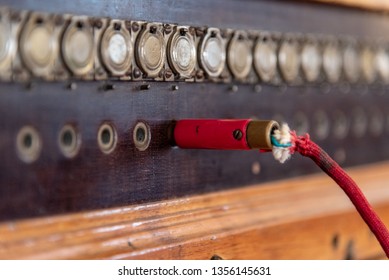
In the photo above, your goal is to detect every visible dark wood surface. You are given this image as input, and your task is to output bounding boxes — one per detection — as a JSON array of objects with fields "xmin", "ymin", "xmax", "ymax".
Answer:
[
  {"xmin": 3, "ymin": 0, "xmax": 389, "ymax": 38},
  {"xmin": 1, "ymin": 0, "xmax": 389, "ymax": 221},
  {"xmin": 1, "ymin": 80, "xmax": 389, "ymax": 221}
]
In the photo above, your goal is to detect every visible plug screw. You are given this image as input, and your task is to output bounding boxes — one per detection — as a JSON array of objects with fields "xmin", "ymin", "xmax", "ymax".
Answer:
[{"xmin": 233, "ymin": 129, "xmax": 243, "ymax": 140}]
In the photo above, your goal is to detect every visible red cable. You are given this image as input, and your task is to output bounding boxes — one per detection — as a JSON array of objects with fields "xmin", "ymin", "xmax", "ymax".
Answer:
[
  {"xmin": 290, "ymin": 131, "xmax": 389, "ymax": 258},
  {"xmin": 173, "ymin": 119, "xmax": 389, "ymax": 258}
]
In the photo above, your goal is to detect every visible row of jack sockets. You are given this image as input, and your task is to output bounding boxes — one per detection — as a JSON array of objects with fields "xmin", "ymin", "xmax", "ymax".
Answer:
[
  {"xmin": 14, "ymin": 107, "xmax": 387, "ymax": 164},
  {"xmin": 15, "ymin": 122, "xmax": 151, "ymax": 164},
  {"xmin": 1, "ymin": 7, "xmax": 389, "ymax": 86}
]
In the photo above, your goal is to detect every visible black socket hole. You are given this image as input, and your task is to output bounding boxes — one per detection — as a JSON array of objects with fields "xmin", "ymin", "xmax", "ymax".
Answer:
[
  {"xmin": 136, "ymin": 127, "xmax": 146, "ymax": 143},
  {"xmin": 150, "ymin": 25, "xmax": 157, "ymax": 34},
  {"xmin": 76, "ymin": 21, "xmax": 84, "ymax": 29},
  {"xmin": 23, "ymin": 134, "xmax": 33, "ymax": 149},
  {"xmin": 113, "ymin": 22, "xmax": 121, "ymax": 31},
  {"xmin": 101, "ymin": 128, "xmax": 111, "ymax": 145},
  {"xmin": 35, "ymin": 17, "xmax": 43, "ymax": 25},
  {"xmin": 62, "ymin": 130, "xmax": 74, "ymax": 147}
]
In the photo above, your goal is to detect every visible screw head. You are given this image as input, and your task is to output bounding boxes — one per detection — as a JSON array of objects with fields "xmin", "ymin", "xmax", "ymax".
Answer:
[
  {"xmin": 132, "ymin": 22, "xmax": 140, "ymax": 32},
  {"xmin": 164, "ymin": 24, "xmax": 172, "ymax": 34},
  {"xmin": 172, "ymin": 85, "xmax": 179, "ymax": 91},
  {"xmin": 165, "ymin": 69, "xmax": 173, "ymax": 79},
  {"xmin": 196, "ymin": 70, "xmax": 204, "ymax": 79},
  {"xmin": 113, "ymin": 22, "xmax": 121, "ymax": 30},
  {"xmin": 150, "ymin": 25, "xmax": 157, "ymax": 34},
  {"xmin": 233, "ymin": 129, "xmax": 243, "ymax": 140},
  {"xmin": 133, "ymin": 68, "xmax": 141, "ymax": 79}
]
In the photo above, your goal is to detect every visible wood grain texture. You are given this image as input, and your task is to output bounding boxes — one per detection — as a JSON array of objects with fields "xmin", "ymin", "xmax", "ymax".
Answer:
[
  {"xmin": 314, "ymin": 0, "xmax": 389, "ymax": 12},
  {"xmin": 2, "ymin": 80, "xmax": 389, "ymax": 221},
  {"xmin": 0, "ymin": 161, "xmax": 388, "ymax": 260},
  {"xmin": 4, "ymin": 0, "xmax": 389, "ymax": 38},
  {"xmin": 2, "ymin": 0, "xmax": 389, "ymax": 221}
]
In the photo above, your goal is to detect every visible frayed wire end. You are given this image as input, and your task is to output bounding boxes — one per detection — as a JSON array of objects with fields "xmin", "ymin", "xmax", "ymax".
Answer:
[{"xmin": 271, "ymin": 123, "xmax": 293, "ymax": 164}]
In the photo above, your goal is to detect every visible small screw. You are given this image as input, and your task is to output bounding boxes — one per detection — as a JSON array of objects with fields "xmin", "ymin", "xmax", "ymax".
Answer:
[
  {"xmin": 196, "ymin": 70, "xmax": 204, "ymax": 80},
  {"xmin": 133, "ymin": 68, "xmax": 141, "ymax": 79},
  {"xmin": 172, "ymin": 85, "xmax": 179, "ymax": 91},
  {"xmin": 165, "ymin": 69, "xmax": 173, "ymax": 79},
  {"xmin": 35, "ymin": 17, "xmax": 44, "ymax": 25},
  {"xmin": 230, "ymin": 85, "xmax": 238, "ymax": 93},
  {"xmin": 67, "ymin": 82, "xmax": 77, "ymax": 90},
  {"xmin": 113, "ymin": 22, "xmax": 121, "ymax": 30},
  {"xmin": 150, "ymin": 25, "xmax": 157, "ymax": 34},
  {"xmin": 233, "ymin": 129, "xmax": 243, "ymax": 140},
  {"xmin": 102, "ymin": 83, "xmax": 115, "ymax": 91},
  {"xmin": 164, "ymin": 24, "xmax": 172, "ymax": 34},
  {"xmin": 254, "ymin": 84, "xmax": 262, "ymax": 93},
  {"xmin": 180, "ymin": 28, "xmax": 188, "ymax": 36},
  {"xmin": 140, "ymin": 84, "xmax": 151, "ymax": 90},
  {"xmin": 76, "ymin": 21, "xmax": 84, "ymax": 29},
  {"xmin": 132, "ymin": 22, "xmax": 140, "ymax": 32}
]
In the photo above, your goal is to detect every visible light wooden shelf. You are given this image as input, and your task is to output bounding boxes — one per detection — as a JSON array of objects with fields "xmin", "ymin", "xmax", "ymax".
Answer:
[
  {"xmin": 1, "ymin": 161, "xmax": 389, "ymax": 259},
  {"xmin": 314, "ymin": 0, "xmax": 389, "ymax": 11}
]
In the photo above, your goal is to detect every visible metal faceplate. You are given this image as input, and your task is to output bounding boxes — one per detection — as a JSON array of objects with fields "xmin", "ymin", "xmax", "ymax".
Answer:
[
  {"xmin": 360, "ymin": 46, "xmax": 376, "ymax": 83},
  {"xmin": 278, "ymin": 38, "xmax": 301, "ymax": 83},
  {"xmin": 343, "ymin": 41, "xmax": 360, "ymax": 83},
  {"xmin": 199, "ymin": 28, "xmax": 226, "ymax": 78},
  {"xmin": 61, "ymin": 16, "xmax": 94, "ymax": 76},
  {"xmin": 376, "ymin": 47, "xmax": 389, "ymax": 83},
  {"xmin": 167, "ymin": 26, "xmax": 196, "ymax": 78},
  {"xmin": 253, "ymin": 34, "xmax": 277, "ymax": 82},
  {"xmin": 19, "ymin": 13, "xmax": 57, "ymax": 78},
  {"xmin": 301, "ymin": 39, "xmax": 322, "ymax": 82},
  {"xmin": 135, "ymin": 23, "xmax": 165, "ymax": 78},
  {"xmin": 0, "ymin": 8, "xmax": 13, "ymax": 80},
  {"xmin": 227, "ymin": 31, "xmax": 252, "ymax": 80},
  {"xmin": 323, "ymin": 41, "xmax": 343, "ymax": 83},
  {"xmin": 100, "ymin": 20, "xmax": 132, "ymax": 76}
]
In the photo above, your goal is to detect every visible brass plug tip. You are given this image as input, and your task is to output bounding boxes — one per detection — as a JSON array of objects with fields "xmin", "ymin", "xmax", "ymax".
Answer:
[{"xmin": 246, "ymin": 120, "xmax": 279, "ymax": 150}]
